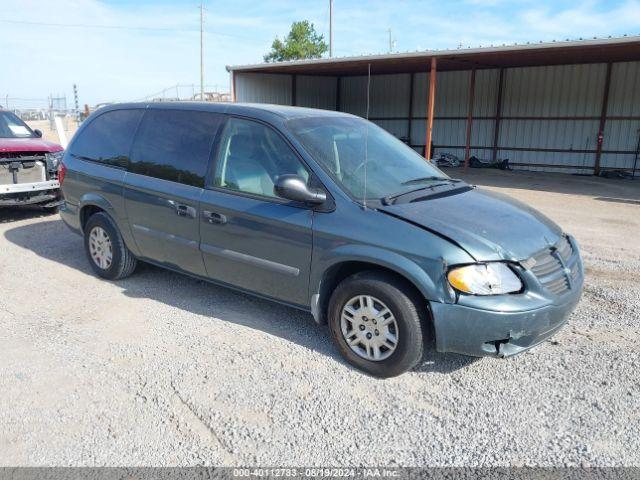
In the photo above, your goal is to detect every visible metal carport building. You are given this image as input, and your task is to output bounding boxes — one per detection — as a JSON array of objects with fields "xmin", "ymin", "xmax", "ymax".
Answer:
[{"xmin": 227, "ymin": 36, "xmax": 640, "ymax": 176}]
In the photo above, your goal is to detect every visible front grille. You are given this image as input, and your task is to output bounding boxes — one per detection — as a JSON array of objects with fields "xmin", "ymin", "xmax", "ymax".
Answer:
[
  {"xmin": 527, "ymin": 236, "xmax": 576, "ymax": 295},
  {"xmin": 0, "ymin": 151, "xmax": 48, "ymax": 160}
]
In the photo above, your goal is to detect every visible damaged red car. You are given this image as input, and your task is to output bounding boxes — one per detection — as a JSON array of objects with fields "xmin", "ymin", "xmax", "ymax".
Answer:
[{"xmin": 0, "ymin": 108, "xmax": 64, "ymax": 211}]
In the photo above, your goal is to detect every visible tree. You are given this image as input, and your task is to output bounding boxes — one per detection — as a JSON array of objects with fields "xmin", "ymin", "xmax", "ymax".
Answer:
[{"xmin": 264, "ymin": 21, "xmax": 328, "ymax": 62}]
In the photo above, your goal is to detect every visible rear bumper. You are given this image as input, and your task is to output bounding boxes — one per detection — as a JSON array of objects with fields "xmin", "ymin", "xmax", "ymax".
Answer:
[{"xmin": 430, "ymin": 287, "xmax": 582, "ymax": 357}]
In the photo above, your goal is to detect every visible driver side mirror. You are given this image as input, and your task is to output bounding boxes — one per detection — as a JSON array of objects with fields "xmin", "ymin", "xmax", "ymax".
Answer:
[
  {"xmin": 34, "ymin": 129, "xmax": 43, "ymax": 138},
  {"xmin": 274, "ymin": 175, "xmax": 327, "ymax": 205}
]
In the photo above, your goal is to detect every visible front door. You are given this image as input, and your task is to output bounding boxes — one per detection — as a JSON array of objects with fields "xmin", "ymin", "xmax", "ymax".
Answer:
[
  {"xmin": 199, "ymin": 117, "xmax": 314, "ymax": 307},
  {"xmin": 124, "ymin": 108, "xmax": 222, "ymax": 276}
]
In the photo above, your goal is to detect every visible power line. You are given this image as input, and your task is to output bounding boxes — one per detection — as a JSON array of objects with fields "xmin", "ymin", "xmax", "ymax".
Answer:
[{"xmin": 0, "ymin": 18, "xmax": 255, "ymax": 41}]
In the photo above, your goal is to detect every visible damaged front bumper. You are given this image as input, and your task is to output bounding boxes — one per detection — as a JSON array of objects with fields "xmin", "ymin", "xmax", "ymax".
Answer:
[
  {"xmin": 0, "ymin": 180, "xmax": 61, "ymax": 207},
  {"xmin": 430, "ymin": 291, "xmax": 581, "ymax": 357},
  {"xmin": 431, "ymin": 235, "xmax": 584, "ymax": 358}
]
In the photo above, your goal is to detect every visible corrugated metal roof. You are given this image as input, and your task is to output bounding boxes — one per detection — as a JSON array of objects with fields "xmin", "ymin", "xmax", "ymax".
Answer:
[{"xmin": 227, "ymin": 35, "xmax": 640, "ymax": 75}]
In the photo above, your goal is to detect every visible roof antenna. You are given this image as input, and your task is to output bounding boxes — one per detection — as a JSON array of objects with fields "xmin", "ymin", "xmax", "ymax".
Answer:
[{"xmin": 363, "ymin": 63, "xmax": 371, "ymax": 209}]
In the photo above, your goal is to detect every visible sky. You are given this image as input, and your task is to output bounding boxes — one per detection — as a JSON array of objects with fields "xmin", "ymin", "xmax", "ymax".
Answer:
[{"xmin": 1, "ymin": 0, "xmax": 639, "ymax": 107}]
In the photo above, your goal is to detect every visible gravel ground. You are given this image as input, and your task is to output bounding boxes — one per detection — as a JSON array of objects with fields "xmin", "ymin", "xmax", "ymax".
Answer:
[{"xmin": 0, "ymin": 170, "xmax": 639, "ymax": 467}]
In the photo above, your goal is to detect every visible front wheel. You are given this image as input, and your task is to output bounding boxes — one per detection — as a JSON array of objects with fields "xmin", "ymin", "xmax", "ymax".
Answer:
[
  {"xmin": 328, "ymin": 271, "xmax": 426, "ymax": 378},
  {"xmin": 84, "ymin": 212, "xmax": 137, "ymax": 280}
]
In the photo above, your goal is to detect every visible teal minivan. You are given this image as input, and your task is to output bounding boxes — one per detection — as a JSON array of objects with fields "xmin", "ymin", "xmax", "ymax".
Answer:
[{"xmin": 60, "ymin": 102, "xmax": 583, "ymax": 377}]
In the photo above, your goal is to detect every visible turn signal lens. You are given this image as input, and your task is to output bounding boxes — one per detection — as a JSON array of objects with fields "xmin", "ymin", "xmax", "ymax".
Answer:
[{"xmin": 447, "ymin": 263, "xmax": 522, "ymax": 295}]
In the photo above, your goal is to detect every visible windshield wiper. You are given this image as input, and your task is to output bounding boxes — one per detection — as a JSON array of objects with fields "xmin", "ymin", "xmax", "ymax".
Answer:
[
  {"xmin": 401, "ymin": 176, "xmax": 461, "ymax": 186},
  {"xmin": 382, "ymin": 179, "xmax": 465, "ymax": 205},
  {"xmin": 382, "ymin": 186, "xmax": 434, "ymax": 205}
]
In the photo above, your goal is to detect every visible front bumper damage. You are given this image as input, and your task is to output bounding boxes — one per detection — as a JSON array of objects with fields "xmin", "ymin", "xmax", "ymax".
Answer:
[
  {"xmin": 0, "ymin": 155, "xmax": 61, "ymax": 207},
  {"xmin": 431, "ymin": 235, "xmax": 584, "ymax": 358},
  {"xmin": 431, "ymin": 291, "xmax": 581, "ymax": 357}
]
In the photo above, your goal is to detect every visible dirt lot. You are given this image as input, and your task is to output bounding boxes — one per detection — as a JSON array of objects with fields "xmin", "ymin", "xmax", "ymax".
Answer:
[
  {"xmin": 0, "ymin": 170, "xmax": 639, "ymax": 466},
  {"xmin": 26, "ymin": 118, "xmax": 78, "ymax": 146}
]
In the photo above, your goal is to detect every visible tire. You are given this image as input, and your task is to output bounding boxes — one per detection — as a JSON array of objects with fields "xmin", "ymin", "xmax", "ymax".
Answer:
[
  {"xmin": 84, "ymin": 212, "xmax": 137, "ymax": 280},
  {"xmin": 328, "ymin": 271, "xmax": 426, "ymax": 378}
]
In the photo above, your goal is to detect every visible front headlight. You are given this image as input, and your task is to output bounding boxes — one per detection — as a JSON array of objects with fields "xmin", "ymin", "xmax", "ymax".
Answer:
[
  {"xmin": 45, "ymin": 151, "xmax": 64, "ymax": 171},
  {"xmin": 447, "ymin": 263, "xmax": 522, "ymax": 295}
]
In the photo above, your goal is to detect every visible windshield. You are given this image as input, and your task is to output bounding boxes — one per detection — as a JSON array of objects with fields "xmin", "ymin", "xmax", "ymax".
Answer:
[
  {"xmin": 0, "ymin": 111, "xmax": 35, "ymax": 139},
  {"xmin": 287, "ymin": 116, "xmax": 448, "ymax": 201}
]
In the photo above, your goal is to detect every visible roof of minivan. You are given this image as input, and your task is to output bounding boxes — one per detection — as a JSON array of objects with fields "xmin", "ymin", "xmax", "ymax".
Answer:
[{"xmin": 99, "ymin": 102, "xmax": 352, "ymax": 121}]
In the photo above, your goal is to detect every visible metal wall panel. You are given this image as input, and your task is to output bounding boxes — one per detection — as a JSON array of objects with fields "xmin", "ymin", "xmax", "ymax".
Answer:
[
  {"xmin": 340, "ymin": 74, "xmax": 411, "ymax": 117},
  {"xmin": 412, "ymin": 71, "xmax": 471, "ymax": 117},
  {"xmin": 235, "ymin": 73, "xmax": 292, "ymax": 105},
  {"xmin": 470, "ymin": 119, "xmax": 495, "ymax": 147},
  {"xmin": 296, "ymin": 75, "xmax": 337, "ymax": 110},
  {"xmin": 502, "ymin": 64, "xmax": 606, "ymax": 117},
  {"xmin": 607, "ymin": 61, "xmax": 640, "ymax": 116},
  {"xmin": 601, "ymin": 61, "xmax": 640, "ymax": 173},
  {"xmin": 473, "ymin": 69, "xmax": 499, "ymax": 117},
  {"xmin": 339, "ymin": 76, "xmax": 368, "ymax": 117}
]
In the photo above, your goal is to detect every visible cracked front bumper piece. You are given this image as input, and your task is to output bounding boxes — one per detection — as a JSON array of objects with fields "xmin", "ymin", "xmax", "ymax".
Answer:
[{"xmin": 431, "ymin": 292, "xmax": 581, "ymax": 357}]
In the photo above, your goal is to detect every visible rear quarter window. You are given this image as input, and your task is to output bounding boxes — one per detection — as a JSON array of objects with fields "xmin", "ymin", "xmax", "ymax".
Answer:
[
  {"xmin": 69, "ymin": 109, "xmax": 144, "ymax": 168},
  {"xmin": 129, "ymin": 110, "xmax": 222, "ymax": 188}
]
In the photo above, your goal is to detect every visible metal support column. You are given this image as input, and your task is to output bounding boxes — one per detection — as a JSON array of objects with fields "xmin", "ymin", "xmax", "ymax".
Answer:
[
  {"xmin": 594, "ymin": 62, "xmax": 612, "ymax": 176},
  {"xmin": 464, "ymin": 69, "xmax": 476, "ymax": 172},
  {"xmin": 492, "ymin": 68, "xmax": 505, "ymax": 162},
  {"xmin": 407, "ymin": 73, "xmax": 414, "ymax": 144},
  {"xmin": 425, "ymin": 57, "xmax": 437, "ymax": 160},
  {"xmin": 291, "ymin": 74, "xmax": 297, "ymax": 106}
]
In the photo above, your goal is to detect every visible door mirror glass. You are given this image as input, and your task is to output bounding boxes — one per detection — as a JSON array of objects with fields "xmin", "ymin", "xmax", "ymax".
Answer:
[
  {"xmin": 274, "ymin": 175, "xmax": 326, "ymax": 204},
  {"xmin": 34, "ymin": 129, "xmax": 43, "ymax": 138}
]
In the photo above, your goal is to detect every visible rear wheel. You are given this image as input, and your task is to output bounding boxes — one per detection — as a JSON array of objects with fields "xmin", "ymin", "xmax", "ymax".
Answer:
[
  {"xmin": 328, "ymin": 271, "xmax": 426, "ymax": 378},
  {"xmin": 84, "ymin": 212, "xmax": 137, "ymax": 280}
]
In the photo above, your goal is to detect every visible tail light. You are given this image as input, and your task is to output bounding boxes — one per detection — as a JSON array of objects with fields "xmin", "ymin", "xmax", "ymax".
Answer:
[{"xmin": 58, "ymin": 162, "xmax": 67, "ymax": 185}]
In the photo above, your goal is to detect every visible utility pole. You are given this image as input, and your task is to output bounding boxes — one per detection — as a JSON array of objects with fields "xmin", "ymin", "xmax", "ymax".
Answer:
[
  {"xmin": 329, "ymin": 0, "xmax": 333, "ymax": 58},
  {"xmin": 200, "ymin": 1, "xmax": 204, "ymax": 101},
  {"xmin": 73, "ymin": 84, "xmax": 80, "ymax": 124},
  {"xmin": 388, "ymin": 28, "xmax": 395, "ymax": 53}
]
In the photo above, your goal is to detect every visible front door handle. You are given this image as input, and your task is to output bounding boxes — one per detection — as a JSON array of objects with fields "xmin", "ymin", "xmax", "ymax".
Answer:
[
  {"xmin": 167, "ymin": 200, "xmax": 196, "ymax": 219},
  {"xmin": 202, "ymin": 210, "xmax": 227, "ymax": 225}
]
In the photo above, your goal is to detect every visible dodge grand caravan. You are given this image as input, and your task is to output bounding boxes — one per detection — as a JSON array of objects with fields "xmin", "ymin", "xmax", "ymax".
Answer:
[{"xmin": 60, "ymin": 103, "xmax": 583, "ymax": 377}]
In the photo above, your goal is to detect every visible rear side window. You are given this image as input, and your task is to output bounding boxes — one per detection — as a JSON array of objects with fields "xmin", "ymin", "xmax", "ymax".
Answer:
[
  {"xmin": 70, "ymin": 109, "xmax": 143, "ymax": 168},
  {"xmin": 129, "ymin": 110, "xmax": 222, "ymax": 188}
]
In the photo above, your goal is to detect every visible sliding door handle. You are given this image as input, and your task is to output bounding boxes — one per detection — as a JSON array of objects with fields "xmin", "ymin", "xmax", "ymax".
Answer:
[
  {"xmin": 167, "ymin": 200, "xmax": 196, "ymax": 218},
  {"xmin": 202, "ymin": 210, "xmax": 227, "ymax": 225}
]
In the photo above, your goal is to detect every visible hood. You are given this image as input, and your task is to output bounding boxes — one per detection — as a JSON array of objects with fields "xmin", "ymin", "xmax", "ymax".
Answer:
[
  {"xmin": 0, "ymin": 137, "xmax": 63, "ymax": 153},
  {"xmin": 380, "ymin": 187, "xmax": 562, "ymax": 261}
]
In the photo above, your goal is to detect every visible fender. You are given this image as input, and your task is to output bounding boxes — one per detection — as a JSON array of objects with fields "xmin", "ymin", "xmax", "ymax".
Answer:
[
  {"xmin": 310, "ymin": 244, "xmax": 451, "ymax": 323},
  {"xmin": 78, "ymin": 192, "xmax": 141, "ymax": 257}
]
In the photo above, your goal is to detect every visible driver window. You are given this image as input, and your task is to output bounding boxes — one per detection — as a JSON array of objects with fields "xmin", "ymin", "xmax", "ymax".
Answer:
[{"xmin": 214, "ymin": 117, "xmax": 309, "ymax": 198}]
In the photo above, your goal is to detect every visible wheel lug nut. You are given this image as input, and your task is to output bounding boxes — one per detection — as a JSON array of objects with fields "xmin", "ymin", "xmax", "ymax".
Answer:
[
  {"xmin": 363, "ymin": 316, "xmax": 368, "ymax": 321},
  {"xmin": 359, "ymin": 325, "xmax": 365, "ymax": 331},
  {"xmin": 375, "ymin": 330, "xmax": 379, "ymax": 335},
  {"xmin": 366, "ymin": 333, "xmax": 372, "ymax": 340},
  {"xmin": 372, "ymin": 319, "xmax": 377, "ymax": 324}
]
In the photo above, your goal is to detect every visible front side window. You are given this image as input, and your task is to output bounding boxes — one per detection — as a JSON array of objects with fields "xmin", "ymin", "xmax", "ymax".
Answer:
[
  {"xmin": 70, "ymin": 109, "xmax": 144, "ymax": 168},
  {"xmin": 0, "ymin": 111, "xmax": 35, "ymax": 138},
  {"xmin": 213, "ymin": 117, "xmax": 309, "ymax": 198},
  {"xmin": 129, "ymin": 110, "xmax": 222, "ymax": 188},
  {"xmin": 287, "ymin": 116, "xmax": 448, "ymax": 201}
]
